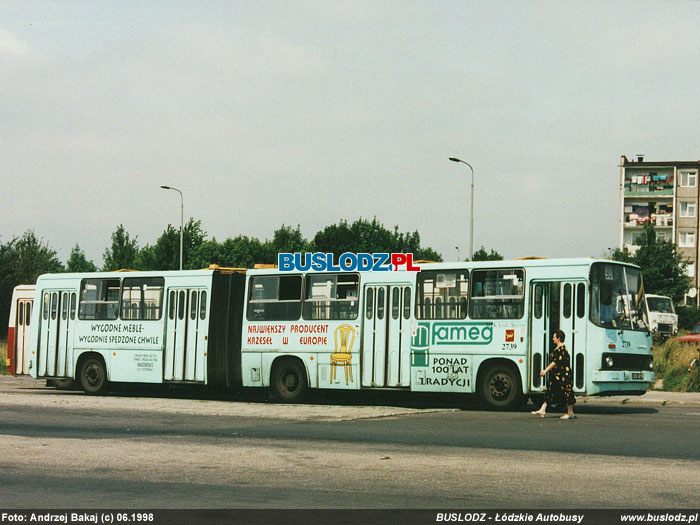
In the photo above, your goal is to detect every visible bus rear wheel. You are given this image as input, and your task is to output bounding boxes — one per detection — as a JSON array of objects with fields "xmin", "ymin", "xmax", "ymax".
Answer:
[
  {"xmin": 479, "ymin": 364, "xmax": 521, "ymax": 410},
  {"xmin": 80, "ymin": 357, "xmax": 109, "ymax": 395},
  {"xmin": 270, "ymin": 359, "xmax": 307, "ymax": 403}
]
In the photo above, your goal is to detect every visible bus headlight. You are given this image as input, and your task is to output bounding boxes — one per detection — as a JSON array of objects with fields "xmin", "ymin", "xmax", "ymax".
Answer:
[
  {"xmin": 605, "ymin": 356, "xmax": 614, "ymax": 368},
  {"xmin": 649, "ymin": 359, "xmax": 654, "ymax": 371}
]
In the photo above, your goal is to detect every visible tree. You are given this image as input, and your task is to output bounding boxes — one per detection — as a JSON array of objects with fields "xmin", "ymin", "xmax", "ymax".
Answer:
[
  {"xmin": 614, "ymin": 223, "xmax": 690, "ymax": 303},
  {"xmin": 66, "ymin": 244, "xmax": 97, "ymax": 272},
  {"xmin": 312, "ymin": 218, "xmax": 443, "ymax": 262},
  {"xmin": 471, "ymin": 246, "xmax": 504, "ymax": 261},
  {"xmin": 102, "ymin": 225, "xmax": 139, "ymax": 271},
  {"xmin": 138, "ymin": 219, "xmax": 207, "ymax": 271},
  {"xmin": 0, "ymin": 231, "xmax": 64, "ymax": 335}
]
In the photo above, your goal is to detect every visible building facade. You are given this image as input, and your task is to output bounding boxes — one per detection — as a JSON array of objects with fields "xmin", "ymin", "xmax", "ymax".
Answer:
[{"xmin": 619, "ymin": 155, "xmax": 700, "ymax": 302}]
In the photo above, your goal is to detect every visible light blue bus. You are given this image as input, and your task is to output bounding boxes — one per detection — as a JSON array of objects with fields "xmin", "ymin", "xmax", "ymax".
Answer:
[
  {"xmin": 241, "ymin": 258, "xmax": 653, "ymax": 407},
  {"xmin": 27, "ymin": 258, "xmax": 653, "ymax": 408}
]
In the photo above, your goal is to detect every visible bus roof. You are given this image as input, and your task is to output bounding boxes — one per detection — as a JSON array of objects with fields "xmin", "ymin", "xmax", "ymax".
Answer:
[{"xmin": 245, "ymin": 257, "xmax": 639, "ymax": 275}]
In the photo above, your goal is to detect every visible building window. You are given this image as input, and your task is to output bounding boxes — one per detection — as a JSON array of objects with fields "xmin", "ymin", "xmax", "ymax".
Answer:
[
  {"xmin": 679, "ymin": 231, "xmax": 696, "ymax": 248},
  {"xmin": 686, "ymin": 263, "xmax": 695, "ymax": 278},
  {"xmin": 680, "ymin": 201, "xmax": 696, "ymax": 218},
  {"xmin": 680, "ymin": 171, "xmax": 697, "ymax": 187}
]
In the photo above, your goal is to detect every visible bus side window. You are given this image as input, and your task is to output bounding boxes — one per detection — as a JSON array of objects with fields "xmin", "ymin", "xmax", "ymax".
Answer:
[
  {"xmin": 366, "ymin": 288, "xmax": 374, "ymax": 320},
  {"xmin": 178, "ymin": 291, "xmax": 185, "ymax": 320},
  {"xmin": 377, "ymin": 288, "xmax": 385, "ymax": 320},
  {"xmin": 62, "ymin": 292, "xmax": 68, "ymax": 321},
  {"xmin": 415, "ymin": 270, "xmax": 468, "ymax": 320},
  {"xmin": 200, "ymin": 291, "xmax": 207, "ymax": 320},
  {"xmin": 51, "ymin": 293, "xmax": 58, "ymax": 320},
  {"xmin": 190, "ymin": 291, "xmax": 197, "ymax": 320},
  {"xmin": 26, "ymin": 302, "xmax": 31, "ymax": 326},
  {"xmin": 302, "ymin": 273, "xmax": 359, "ymax": 321},
  {"xmin": 79, "ymin": 279, "xmax": 120, "ymax": 320},
  {"xmin": 19, "ymin": 302, "xmax": 24, "ymax": 326},
  {"xmin": 392, "ymin": 287, "xmax": 399, "ymax": 320},
  {"xmin": 403, "ymin": 287, "xmax": 411, "ymax": 320},
  {"xmin": 43, "ymin": 293, "xmax": 49, "ymax": 320},
  {"xmin": 169, "ymin": 291, "xmax": 176, "ymax": 320},
  {"xmin": 563, "ymin": 283, "xmax": 572, "ymax": 319},
  {"xmin": 70, "ymin": 293, "xmax": 77, "ymax": 320},
  {"xmin": 247, "ymin": 275, "xmax": 302, "ymax": 321},
  {"xmin": 469, "ymin": 269, "xmax": 525, "ymax": 320},
  {"xmin": 577, "ymin": 283, "xmax": 585, "ymax": 319},
  {"xmin": 534, "ymin": 284, "xmax": 543, "ymax": 319}
]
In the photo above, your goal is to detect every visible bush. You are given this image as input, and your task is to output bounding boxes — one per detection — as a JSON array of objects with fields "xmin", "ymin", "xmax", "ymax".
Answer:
[
  {"xmin": 0, "ymin": 339, "xmax": 7, "ymax": 375},
  {"xmin": 653, "ymin": 339, "xmax": 700, "ymax": 392},
  {"xmin": 675, "ymin": 305, "xmax": 700, "ymax": 331}
]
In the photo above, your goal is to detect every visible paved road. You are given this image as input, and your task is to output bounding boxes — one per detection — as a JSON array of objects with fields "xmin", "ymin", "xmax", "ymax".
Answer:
[{"xmin": 1, "ymin": 376, "xmax": 699, "ymax": 509}]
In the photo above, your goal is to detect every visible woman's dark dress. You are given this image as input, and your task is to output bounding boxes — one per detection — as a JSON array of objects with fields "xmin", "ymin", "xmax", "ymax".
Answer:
[{"xmin": 545, "ymin": 344, "xmax": 576, "ymax": 406}]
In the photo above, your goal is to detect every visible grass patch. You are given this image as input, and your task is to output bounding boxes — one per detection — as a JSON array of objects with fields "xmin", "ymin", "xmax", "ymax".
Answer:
[
  {"xmin": 0, "ymin": 339, "xmax": 8, "ymax": 375},
  {"xmin": 653, "ymin": 339, "xmax": 700, "ymax": 392}
]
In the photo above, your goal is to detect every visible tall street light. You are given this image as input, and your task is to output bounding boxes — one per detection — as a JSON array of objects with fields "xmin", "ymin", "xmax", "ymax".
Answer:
[
  {"xmin": 449, "ymin": 157, "xmax": 474, "ymax": 260},
  {"xmin": 160, "ymin": 185, "xmax": 184, "ymax": 270}
]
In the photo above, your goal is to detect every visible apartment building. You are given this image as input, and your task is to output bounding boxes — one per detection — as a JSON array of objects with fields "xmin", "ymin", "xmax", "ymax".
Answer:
[{"xmin": 619, "ymin": 155, "xmax": 700, "ymax": 301}]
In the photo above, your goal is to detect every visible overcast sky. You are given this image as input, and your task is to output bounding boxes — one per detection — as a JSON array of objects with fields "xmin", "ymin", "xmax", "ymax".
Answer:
[{"xmin": 2, "ymin": 1, "xmax": 700, "ymax": 265}]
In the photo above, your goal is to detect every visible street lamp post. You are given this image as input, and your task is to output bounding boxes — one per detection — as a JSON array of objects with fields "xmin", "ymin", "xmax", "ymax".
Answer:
[
  {"xmin": 449, "ymin": 157, "xmax": 475, "ymax": 260},
  {"xmin": 456, "ymin": 246, "xmax": 460, "ymax": 262},
  {"xmin": 160, "ymin": 185, "xmax": 184, "ymax": 271}
]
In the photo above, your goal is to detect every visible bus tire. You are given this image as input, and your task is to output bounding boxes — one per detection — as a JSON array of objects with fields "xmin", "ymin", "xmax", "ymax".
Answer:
[
  {"xmin": 479, "ymin": 364, "xmax": 521, "ymax": 410},
  {"xmin": 79, "ymin": 356, "xmax": 109, "ymax": 395},
  {"xmin": 270, "ymin": 359, "xmax": 308, "ymax": 403}
]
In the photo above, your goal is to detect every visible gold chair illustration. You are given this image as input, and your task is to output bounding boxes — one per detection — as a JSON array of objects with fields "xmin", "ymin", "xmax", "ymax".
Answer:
[{"xmin": 331, "ymin": 324, "xmax": 355, "ymax": 385}]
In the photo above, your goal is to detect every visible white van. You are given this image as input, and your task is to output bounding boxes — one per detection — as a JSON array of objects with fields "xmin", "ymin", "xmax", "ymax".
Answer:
[{"xmin": 645, "ymin": 294, "xmax": 678, "ymax": 339}]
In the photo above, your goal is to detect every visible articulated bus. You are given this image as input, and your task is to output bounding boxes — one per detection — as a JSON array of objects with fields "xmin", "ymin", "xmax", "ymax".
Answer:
[
  {"xmin": 26, "ymin": 258, "xmax": 654, "ymax": 408},
  {"xmin": 7, "ymin": 284, "xmax": 35, "ymax": 375}
]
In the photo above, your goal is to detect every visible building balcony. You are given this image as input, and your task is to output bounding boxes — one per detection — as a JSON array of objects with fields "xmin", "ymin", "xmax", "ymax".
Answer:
[
  {"xmin": 624, "ymin": 188, "xmax": 674, "ymax": 197},
  {"xmin": 623, "ymin": 214, "xmax": 673, "ymax": 227}
]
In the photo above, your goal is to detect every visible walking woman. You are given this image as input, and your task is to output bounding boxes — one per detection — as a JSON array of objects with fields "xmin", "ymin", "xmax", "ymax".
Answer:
[{"xmin": 531, "ymin": 329, "xmax": 576, "ymax": 419}]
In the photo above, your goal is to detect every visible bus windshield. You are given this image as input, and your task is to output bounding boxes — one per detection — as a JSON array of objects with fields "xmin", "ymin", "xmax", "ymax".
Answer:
[{"xmin": 590, "ymin": 262, "xmax": 647, "ymax": 331}]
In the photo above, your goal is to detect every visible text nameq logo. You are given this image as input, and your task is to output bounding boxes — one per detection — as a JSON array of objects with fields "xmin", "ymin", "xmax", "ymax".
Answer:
[{"xmin": 278, "ymin": 252, "xmax": 422, "ymax": 272}]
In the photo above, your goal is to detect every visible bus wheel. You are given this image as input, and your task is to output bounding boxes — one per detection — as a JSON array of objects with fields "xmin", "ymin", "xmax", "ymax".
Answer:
[
  {"xmin": 479, "ymin": 364, "xmax": 521, "ymax": 410},
  {"xmin": 270, "ymin": 359, "xmax": 307, "ymax": 403},
  {"xmin": 80, "ymin": 357, "xmax": 109, "ymax": 395}
]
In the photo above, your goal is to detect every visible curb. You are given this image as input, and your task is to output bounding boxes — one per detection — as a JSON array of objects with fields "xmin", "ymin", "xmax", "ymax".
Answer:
[{"xmin": 577, "ymin": 391, "xmax": 700, "ymax": 407}]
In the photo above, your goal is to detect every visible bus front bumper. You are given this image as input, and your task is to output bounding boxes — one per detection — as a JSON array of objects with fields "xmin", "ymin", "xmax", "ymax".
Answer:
[{"xmin": 593, "ymin": 370, "xmax": 655, "ymax": 383}]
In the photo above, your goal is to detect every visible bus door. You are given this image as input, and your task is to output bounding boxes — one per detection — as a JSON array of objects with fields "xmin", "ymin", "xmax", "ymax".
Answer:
[
  {"xmin": 38, "ymin": 290, "xmax": 74, "ymax": 378},
  {"xmin": 529, "ymin": 281, "xmax": 587, "ymax": 393},
  {"xmin": 164, "ymin": 288, "xmax": 208, "ymax": 382},
  {"xmin": 14, "ymin": 297, "xmax": 32, "ymax": 375},
  {"xmin": 561, "ymin": 281, "xmax": 587, "ymax": 393},
  {"xmin": 362, "ymin": 283, "xmax": 412, "ymax": 387}
]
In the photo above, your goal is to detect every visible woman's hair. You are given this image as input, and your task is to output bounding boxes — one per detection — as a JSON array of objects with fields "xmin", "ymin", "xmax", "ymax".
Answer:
[{"xmin": 553, "ymin": 329, "xmax": 566, "ymax": 342}]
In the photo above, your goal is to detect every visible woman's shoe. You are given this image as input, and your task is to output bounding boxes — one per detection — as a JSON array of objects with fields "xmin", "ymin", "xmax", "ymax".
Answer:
[
  {"xmin": 530, "ymin": 410, "xmax": 546, "ymax": 417},
  {"xmin": 560, "ymin": 414, "xmax": 577, "ymax": 420}
]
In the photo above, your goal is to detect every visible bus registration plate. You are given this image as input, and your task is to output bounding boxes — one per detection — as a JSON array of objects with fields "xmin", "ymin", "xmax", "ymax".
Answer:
[{"xmin": 631, "ymin": 372, "xmax": 643, "ymax": 380}]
